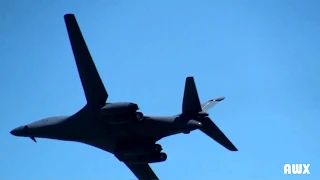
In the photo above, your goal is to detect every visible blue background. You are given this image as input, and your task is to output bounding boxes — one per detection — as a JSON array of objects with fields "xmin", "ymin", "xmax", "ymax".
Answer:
[{"xmin": 1, "ymin": 0, "xmax": 319, "ymax": 179}]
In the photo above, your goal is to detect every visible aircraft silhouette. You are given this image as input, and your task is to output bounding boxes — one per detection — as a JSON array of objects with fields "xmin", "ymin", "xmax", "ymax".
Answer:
[{"xmin": 10, "ymin": 14, "xmax": 238, "ymax": 180}]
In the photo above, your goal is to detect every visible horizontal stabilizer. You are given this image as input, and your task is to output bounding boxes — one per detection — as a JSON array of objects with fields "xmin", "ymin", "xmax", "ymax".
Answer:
[
  {"xmin": 64, "ymin": 14, "xmax": 108, "ymax": 108},
  {"xmin": 201, "ymin": 97, "xmax": 225, "ymax": 112},
  {"xmin": 200, "ymin": 117, "xmax": 238, "ymax": 151},
  {"xmin": 182, "ymin": 77, "xmax": 202, "ymax": 114}
]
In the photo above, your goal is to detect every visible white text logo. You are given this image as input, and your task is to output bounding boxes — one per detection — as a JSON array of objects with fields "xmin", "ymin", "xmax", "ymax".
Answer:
[{"xmin": 284, "ymin": 164, "xmax": 310, "ymax": 174}]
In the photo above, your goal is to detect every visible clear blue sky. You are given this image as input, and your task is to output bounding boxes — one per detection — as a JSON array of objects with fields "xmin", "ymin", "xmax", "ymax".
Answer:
[{"xmin": 1, "ymin": 0, "xmax": 319, "ymax": 179}]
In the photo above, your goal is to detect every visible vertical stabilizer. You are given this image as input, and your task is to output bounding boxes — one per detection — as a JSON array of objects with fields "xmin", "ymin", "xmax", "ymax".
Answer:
[{"xmin": 182, "ymin": 77, "xmax": 202, "ymax": 114}]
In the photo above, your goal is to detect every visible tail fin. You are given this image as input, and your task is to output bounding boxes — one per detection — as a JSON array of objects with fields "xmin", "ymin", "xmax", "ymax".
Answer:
[
  {"xmin": 182, "ymin": 77, "xmax": 202, "ymax": 114},
  {"xmin": 182, "ymin": 77, "xmax": 238, "ymax": 151},
  {"xmin": 201, "ymin": 97, "xmax": 225, "ymax": 112},
  {"xmin": 64, "ymin": 14, "xmax": 108, "ymax": 108}
]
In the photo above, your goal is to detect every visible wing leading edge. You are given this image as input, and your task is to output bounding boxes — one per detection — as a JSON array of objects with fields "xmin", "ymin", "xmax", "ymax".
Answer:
[{"xmin": 125, "ymin": 163, "xmax": 159, "ymax": 180}]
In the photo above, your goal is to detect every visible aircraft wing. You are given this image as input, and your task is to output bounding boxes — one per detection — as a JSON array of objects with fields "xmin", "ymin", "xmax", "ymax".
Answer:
[
  {"xmin": 124, "ymin": 162, "xmax": 159, "ymax": 180},
  {"xmin": 64, "ymin": 14, "xmax": 108, "ymax": 108}
]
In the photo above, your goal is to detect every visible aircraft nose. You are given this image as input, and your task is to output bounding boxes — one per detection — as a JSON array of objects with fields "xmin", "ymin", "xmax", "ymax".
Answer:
[{"xmin": 10, "ymin": 126, "xmax": 25, "ymax": 136}]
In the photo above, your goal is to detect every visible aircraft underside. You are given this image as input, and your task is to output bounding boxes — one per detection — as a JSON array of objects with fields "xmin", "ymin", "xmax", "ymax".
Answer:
[{"xmin": 115, "ymin": 144, "xmax": 167, "ymax": 164}]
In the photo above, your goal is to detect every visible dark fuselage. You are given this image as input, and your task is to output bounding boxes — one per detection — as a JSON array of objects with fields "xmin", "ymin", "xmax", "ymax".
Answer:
[{"xmin": 10, "ymin": 105, "xmax": 200, "ymax": 154}]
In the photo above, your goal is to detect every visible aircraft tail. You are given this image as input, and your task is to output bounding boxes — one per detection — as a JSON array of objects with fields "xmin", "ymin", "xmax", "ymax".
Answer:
[
  {"xmin": 64, "ymin": 14, "xmax": 108, "ymax": 109},
  {"xmin": 182, "ymin": 77, "xmax": 202, "ymax": 114},
  {"xmin": 201, "ymin": 97, "xmax": 225, "ymax": 112},
  {"xmin": 182, "ymin": 77, "xmax": 238, "ymax": 151}
]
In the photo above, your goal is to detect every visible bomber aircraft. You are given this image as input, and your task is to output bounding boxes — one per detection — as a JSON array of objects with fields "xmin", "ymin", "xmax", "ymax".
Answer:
[{"xmin": 10, "ymin": 14, "xmax": 238, "ymax": 180}]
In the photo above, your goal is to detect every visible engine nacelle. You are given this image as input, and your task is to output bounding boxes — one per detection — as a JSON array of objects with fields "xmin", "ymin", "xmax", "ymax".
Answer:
[
  {"xmin": 116, "ymin": 152, "xmax": 167, "ymax": 164},
  {"xmin": 98, "ymin": 102, "xmax": 144, "ymax": 123},
  {"xmin": 116, "ymin": 144, "xmax": 163, "ymax": 156},
  {"xmin": 100, "ymin": 102, "xmax": 139, "ymax": 115}
]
